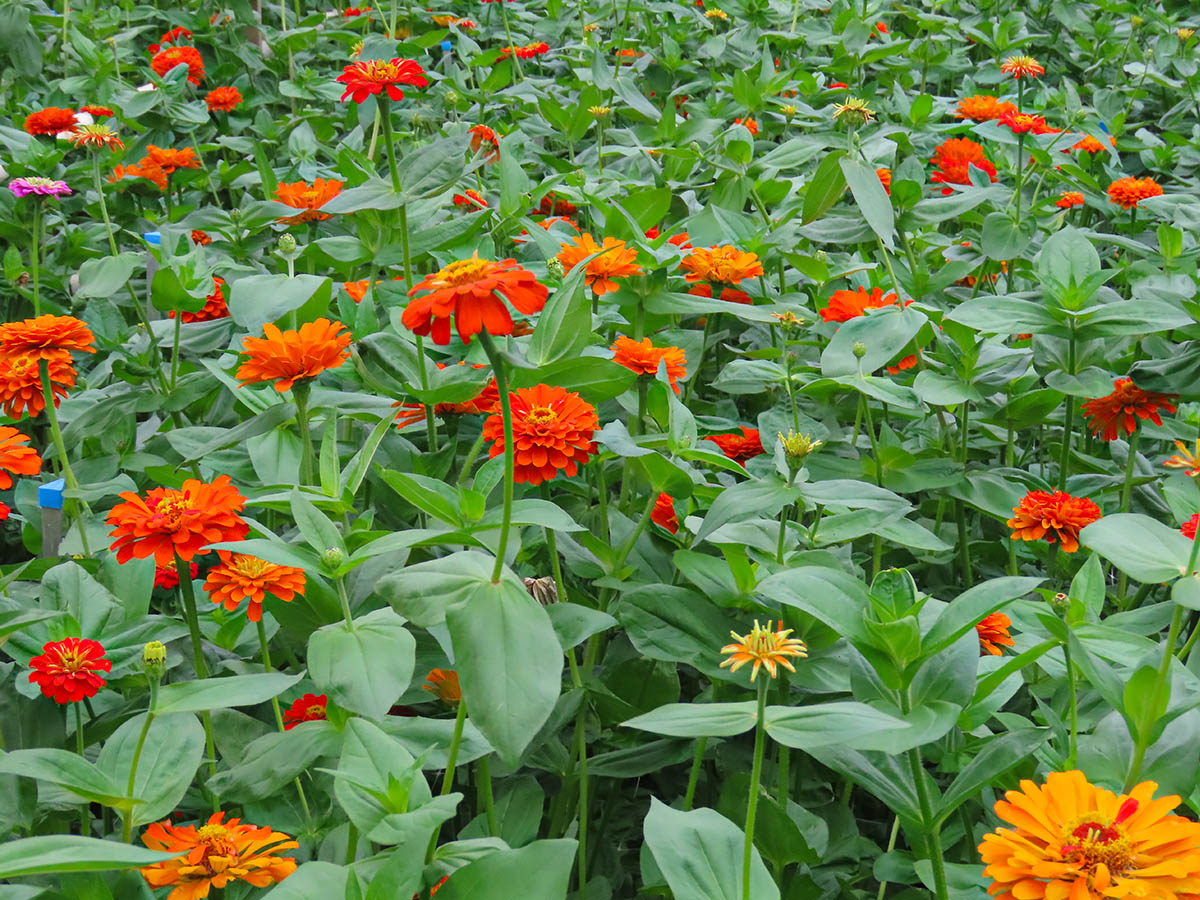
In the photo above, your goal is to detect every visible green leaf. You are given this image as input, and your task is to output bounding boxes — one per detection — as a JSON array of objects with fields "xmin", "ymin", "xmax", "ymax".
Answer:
[
  {"xmin": 433, "ymin": 840, "xmax": 577, "ymax": 900},
  {"xmin": 150, "ymin": 267, "xmax": 210, "ymax": 313},
  {"xmin": 528, "ymin": 250, "xmax": 602, "ymax": 367},
  {"xmin": 152, "ymin": 673, "xmax": 303, "ymax": 715},
  {"xmin": 979, "ymin": 212, "xmax": 1035, "ymax": 261},
  {"xmin": 206, "ymin": 722, "xmax": 343, "ymax": 799},
  {"xmin": 1081, "ymin": 514, "xmax": 1193, "ymax": 584},
  {"xmin": 623, "ymin": 702, "xmax": 759, "ymax": 737},
  {"xmin": 839, "ymin": 156, "xmax": 895, "ymax": 250},
  {"xmin": 644, "ymin": 799, "xmax": 779, "ymax": 900},
  {"xmin": 75, "ymin": 253, "xmax": 141, "ymax": 299},
  {"xmin": 0, "ymin": 749, "xmax": 128, "ymax": 808},
  {"xmin": 228, "ymin": 274, "xmax": 333, "ymax": 333},
  {"xmin": 0, "ymin": 837, "xmax": 181, "ymax": 878},
  {"xmin": 762, "ymin": 701, "xmax": 915, "ymax": 751},
  {"xmin": 802, "ymin": 151, "xmax": 847, "ymax": 224},
  {"xmin": 945, "ymin": 296, "xmax": 1064, "ymax": 336},
  {"xmin": 259, "ymin": 862, "xmax": 349, "ymax": 899},
  {"xmin": 935, "ymin": 729, "xmax": 1048, "ymax": 823},
  {"xmin": 379, "ymin": 471, "xmax": 465, "ymax": 526},
  {"xmin": 290, "ymin": 488, "xmax": 345, "ymax": 553},
  {"xmin": 821, "ymin": 304, "xmax": 928, "ymax": 377},
  {"xmin": 694, "ymin": 478, "xmax": 802, "ymax": 544},
  {"xmin": 333, "ymin": 718, "xmax": 432, "ymax": 838},
  {"xmin": 545, "ymin": 603, "xmax": 617, "ymax": 651},
  {"xmin": 922, "ymin": 577, "xmax": 1043, "ymax": 656},
  {"xmin": 321, "ymin": 178, "xmax": 406, "ymax": 214},
  {"xmin": 96, "ymin": 713, "xmax": 205, "ymax": 826},
  {"xmin": 803, "ymin": 746, "xmax": 921, "ymax": 821},
  {"xmin": 446, "ymin": 578, "xmax": 563, "ymax": 765},
  {"xmin": 308, "ymin": 608, "xmax": 416, "ymax": 720}
]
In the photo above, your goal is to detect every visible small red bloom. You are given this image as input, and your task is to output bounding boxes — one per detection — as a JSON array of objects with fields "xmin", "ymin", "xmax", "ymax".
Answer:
[
  {"xmin": 336, "ymin": 58, "xmax": 429, "ymax": 104},
  {"xmin": 1182, "ymin": 514, "xmax": 1198, "ymax": 541},
  {"xmin": 705, "ymin": 427, "xmax": 764, "ymax": 462},
  {"xmin": 652, "ymin": 493, "xmax": 679, "ymax": 534},
  {"xmin": 154, "ymin": 562, "xmax": 199, "ymax": 590},
  {"xmin": 28, "ymin": 637, "xmax": 111, "ymax": 704}
]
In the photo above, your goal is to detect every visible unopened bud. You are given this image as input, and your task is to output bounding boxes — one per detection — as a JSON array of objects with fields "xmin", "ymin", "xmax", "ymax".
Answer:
[
  {"xmin": 143, "ymin": 641, "xmax": 167, "ymax": 678},
  {"xmin": 1130, "ymin": 15, "xmax": 1143, "ymax": 26},
  {"xmin": 322, "ymin": 546, "xmax": 345, "ymax": 569},
  {"xmin": 277, "ymin": 233, "xmax": 297, "ymax": 253},
  {"xmin": 546, "ymin": 257, "xmax": 565, "ymax": 278},
  {"xmin": 445, "ymin": 89, "xmax": 460, "ymax": 105},
  {"xmin": 524, "ymin": 576, "xmax": 558, "ymax": 605},
  {"xmin": 1050, "ymin": 591, "xmax": 1071, "ymax": 613},
  {"xmin": 779, "ymin": 429, "xmax": 822, "ymax": 463},
  {"xmin": 853, "ymin": 341, "xmax": 867, "ymax": 358}
]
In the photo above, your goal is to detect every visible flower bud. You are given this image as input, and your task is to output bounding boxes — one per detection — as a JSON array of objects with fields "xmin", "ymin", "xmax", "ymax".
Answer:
[
  {"xmin": 143, "ymin": 641, "xmax": 167, "ymax": 678},
  {"xmin": 546, "ymin": 257, "xmax": 565, "ymax": 279},
  {"xmin": 781, "ymin": 104, "xmax": 796, "ymax": 120},
  {"xmin": 277, "ymin": 233, "xmax": 297, "ymax": 254},
  {"xmin": 322, "ymin": 546, "xmax": 345, "ymax": 570},
  {"xmin": 853, "ymin": 341, "xmax": 868, "ymax": 359},
  {"xmin": 1130, "ymin": 14, "xmax": 1143, "ymax": 26},
  {"xmin": 1049, "ymin": 591, "xmax": 1071, "ymax": 614},
  {"xmin": 523, "ymin": 576, "xmax": 558, "ymax": 605},
  {"xmin": 779, "ymin": 429, "xmax": 822, "ymax": 463},
  {"xmin": 445, "ymin": 89, "xmax": 460, "ymax": 105}
]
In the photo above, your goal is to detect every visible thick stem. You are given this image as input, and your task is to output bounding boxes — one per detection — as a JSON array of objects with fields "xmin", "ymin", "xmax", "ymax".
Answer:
[
  {"xmin": 379, "ymin": 99, "xmax": 402, "ymax": 193},
  {"xmin": 1117, "ymin": 430, "xmax": 1140, "ymax": 603},
  {"xmin": 908, "ymin": 745, "xmax": 950, "ymax": 900},
  {"xmin": 574, "ymin": 703, "xmax": 589, "ymax": 891},
  {"xmin": 292, "ymin": 382, "xmax": 316, "ymax": 486},
  {"xmin": 427, "ymin": 697, "xmax": 468, "ymax": 861},
  {"xmin": 335, "ymin": 577, "xmax": 356, "ymax": 630},
  {"xmin": 478, "ymin": 753, "xmax": 499, "ymax": 836},
  {"xmin": 1063, "ymin": 635, "xmax": 1078, "ymax": 769},
  {"xmin": 176, "ymin": 552, "xmax": 218, "ymax": 788},
  {"xmin": 478, "ymin": 331, "xmax": 514, "ymax": 582},
  {"xmin": 683, "ymin": 736, "xmax": 708, "ymax": 811},
  {"xmin": 1123, "ymin": 604, "xmax": 1185, "ymax": 791},
  {"xmin": 741, "ymin": 678, "xmax": 769, "ymax": 900},
  {"xmin": 91, "ymin": 153, "xmax": 120, "ymax": 256},
  {"xmin": 121, "ymin": 705, "xmax": 155, "ymax": 842},
  {"xmin": 40, "ymin": 358, "xmax": 91, "ymax": 555},
  {"xmin": 74, "ymin": 702, "xmax": 88, "ymax": 836}
]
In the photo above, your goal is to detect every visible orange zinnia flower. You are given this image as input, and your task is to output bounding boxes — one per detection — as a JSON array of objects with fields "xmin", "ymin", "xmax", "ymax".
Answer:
[
  {"xmin": 68, "ymin": 123, "xmax": 125, "ymax": 151},
  {"xmin": 337, "ymin": 57, "xmax": 428, "ymax": 103},
  {"xmin": 0, "ymin": 352, "xmax": 75, "ymax": 418},
  {"xmin": 191, "ymin": 229, "xmax": 212, "ymax": 245},
  {"xmin": 169, "ymin": 277, "xmax": 229, "ymax": 323},
  {"xmin": 24, "ymin": 107, "xmax": 78, "ymax": 136},
  {"xmin": 1007, "ymin": 489, "xmax": 1101, "ymax": 554},
  {"xmin": 0, "ymin": 314, "xmax": 95, "ymax": 363},
  {"xmin": 204, "ymin": 552, "xmax": 306, "ymax": 622},
  {"xmin": 998, "ymin": 110, "xmax": 1053, "ymax": 135},
  {"xmin": 886, "ymin": 354, "xmax": 917, "ymax": 374},
  {"xmin": 820, "ymin": 286, "xmax": 905, "ymax": 323},
  {"xmin": 143, "ymin": 145, "xmax": 200, "ymax": 176},
  {"xmin": 930, "ymin": 137, "xmax": 997, "ymax": 194},
  {"xmin": 719, "ymin": 620, "xmax": 807, "ymax": 681},
  {"xmin": 275, "ymin": 178, "xmax": 344, "ymax": 224},
  {"xmin": 205, "ymin": 86, "xmax": 244, "ymax": 112},
  {"xmin": 1107, "ymin": 176, "xmax": 1163, "ymax": 210},
  {"xmin": 468, "ymin": 124, "xmax": 500, "ymax": 162},
  {"xmin": 422, "ymin": 668, "xmax": 461, "ymax": 703},
  {"xmin": 876, "ymin": 167, "xmax": 892, "ymax": 194},
  {"xmin": 107, "ymin": 475, "xmax": 249, "ymax": 566},
  {"xmin": 140, "ymin": 812, "xmax": 298, "ymax": 899},
  {"xmin": 652, "ymin": 492, "xmax": 679, "ymax": 534},
  {"xmin": 236, "ymin": 319, "xmax": 352, "ymax": 392},
  {"xmin": 283, "ymin": 693, "xmax": 327, "ymax": 729},
  {"xmin": 705, "ymin": 426, "xmax": 765, "ymax": 463},
  {"xmin": 734, "ymin": 116, "xmax": 758, "ymax": 135},
  {"xmin": 403, "ymin": 254, "xmax": 548, "ymax": 345},
  {"xmin": 975, "ymin": 613, "xmax": 1014, "ymax": 656},
  {"xmin": 482, "ymin": 384, "xmax": 599, "ymax": 485},
  {"xmin": 557, "ymin": 233, "xmax": 642, "ymax": 296},
  {"xmin": 688, "ymin": 283, "xmax": 752, "ymax": 304},
  {"xmin": 0, "ymin": 426, "xmax": 42, "ymax": 489},
  {"xmin": 611, "ymin": 336, "xmax": 687, "ymax": 393},
  {"xmin": 151, "ymin": 46, "xmax": 205, "ymax": 84},
  {"xmin": 80, "ymin": 104, "xmax": 115, "ymax": 118},
  {"xmin": 537, "ymin": 193, "xmax": 577, "ymax": 216},
  {"xmin": 394, "ymin": 363, "xmax": 499, "ymax": 429},
  {"xmin": 680, "ymin": 245, "xmax": 763, "ymax": 286},
  {"xmin": 1081, "ymin": 377, "xmax": 1177, "ymax": 441},
  {"xmin": 999, "ymin": 54, "xmax": 1044, "ymax": 78},
  {"xmin": 1056, "ymin": 191, "xmax": 1085, "ymax": 209},
  {"xmin": 979, "ymin": 770, "xmax": 1200, "ymax": 900},
  {"xmin": 1071, "ymin": 134, "xmax": 1114, "ymax": 154},
  {"xmin": 453, "ymin": 188, "xmax": 488, "ymax": 209},
  {"xmin": 1165, "ymin": 440, "xmax": 1200, "ymax": 477},
  {"xmin": 954, "ymin": 94, "xmax": 1016, "ymax": 122}
]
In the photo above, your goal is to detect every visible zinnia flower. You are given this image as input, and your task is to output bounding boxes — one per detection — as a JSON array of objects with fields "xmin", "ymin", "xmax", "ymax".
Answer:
[
  {"xmin": 468, "ymin": 124, "xmax": 500, "ymax": 162},
  {"xmin": 0, "ymin": 352, "xmax": 75, "ymax": 418},
  {"xmin": 68, "ymin": 123, "xmax": 125, "ymax": 151},
  {"xmin": 24, "ymin": 107, "xmax": 78, "ymax": 136},
  {"xmin": 154, "ymin": 561, "xmax": 198, "ymax": 590},
  {"xmin": 336, "ymin": 57, "xmax": 428, "ymax": 103},
  {"xmin": 422, "ymin": 668, "xmax": 461, "ymax": 703},
  {"xmin": 236, "ymin": 319, "xmax": 352, "ymax": 392},
  {"xmin": 29, "ymin": 638, "xmax": 110, "ymax": 704},
  {"xmin": 151, "ymin": 46, "xmax": 205, "ymax": 84},
  {"xmin": 877, "ymin": 167, "xmax": 892, "ymax": 194},
  {"xmin": 0, "ymin": 426, "xmax": 42, "ymax": 489},
  {"xmin": 1071, "ymin": 135, "xmax": 1114, "ymax": 154},
  {"xmin": 204, "ymin": 553, "xmax": 306, "ymax": 622},
  {"xmin": 403, "ymin": 254, "xmax": 548, "ymax": 345},
  {"xmin": 191, "ymin": 230, "xmax": 212, "ymax": 246},
  {"xmin": 557, "ymin": 233, "xmax": 642, "ymax": 296},
  {"xmin": 148, "ymin": 26, "xmax": 193, "ymax": 54},
  {"xmin": 283, "ymin": 694, "xmax": 327, "ymax": 729},
  {"xmin": 394, "ymin": 364, "xmax": 499, "ymax": 428},
  {"xmin": 142, "ymin": 145, "xmax": 200, "ymax": 177},
  {"xmin": 9, "ymin": 177, "xmax": 71, "ymax": 198},
  {"xmin": 1057, "ymin": 191, "xmax": 1085, "ymax": 209},
  {"xmin": 499, "ymin": 41, "xmax": 550, "ymax": 59},
  {"xmin": 1107, "ymin": 176, "xmax": 1163, "ymax": 210},
  {"xmin": 705, "ymin": 427, "xmax": 765, "ymax": 462},
  {"xmin": 680, "ymin": 245, "xmax": 763, "ymax": 286},
  {"xmin": 274, "ymin": 178, "xmax": 344, "ymax": 224},
  {"xmin": 688, "ymin": 283, "xmax": 751, "ymax": 304},
  {"xmin": 80, "ymin": 104, "xmax": 114, "ymax": 118},
  {"xmin": 205, "ymin": 86, "xmax": 244, "ymax": 112},
  {"xmin": 820, "ymin": 286, "xmax": 905, "ymax": 323},
  {"xmin": 998, "ymin": 110, "xmax": 1052, "ymax": 135},
  {"xmin": 1181, "ymin": 514, "xmax": 1198, "ymax": 540},
  {"xmin": 537, "ymin": 193, "xmax": 577, "ymax": 216},
  {"xmin": 1165, "ymin": 440, "xmax": 1200, "ymax": 476},
  {"xmin": 652, "ymin": 492, "xmax": 679, "ymax": 534},
  {"xmin": 0, "ymin": 314, "xmax": 95, "ymax": 363},
  {"xmin": 169, "ymin": 277, "xmax": 229, "ymax": 323},
  {"xmin": 453, "ymin": 188, "xmax": 487, "ymax": 209},
  {"xmin": 1081, "ymin": 377, "xmax": 1177, "ymax": 441},
  {"xmin": 975, "ymin": 613, "xmax": 1014, "ymax": 656},
  {"xmin": 611, "ymin": 336, "xmax": 687, "ymax": 393},
  {"xmin": 1007, "ymin": 489, "xmax": 1102, "ymax": 553},
  {"xmin": 999, "ymin": 54, "xmax": 1044, "ymax": 78},
  {"xmin": 482, "ymin": 384, "xmax": 599, "ymax": 485},
  {"xmin": 734, "ymin": 116, "xmax": 759, "ymax": 134},
  {"xmin": 107, "ymin": 475, "xmax": 250, "ymax": 566},
  {"xmin": 954, "ymin": 95, "xmax": 1017, "ymax": 122},
  {"xmin": 930, "ymin": 137, "xmax": 998, "ymax": 195},
  {"xmin": 979, "ymin": 770, "xmax": 1200, "ymax": 900},
  {"xmin": 832, "ymin": 97, "xmax": 875, "ymax": 124},
  {"xmin": 139, "ymin": 812, "xmax": 298, "ymax": 898},
  {"xmin": 719, "ymin": 620, "xmax": 807, "ymax": 681}
]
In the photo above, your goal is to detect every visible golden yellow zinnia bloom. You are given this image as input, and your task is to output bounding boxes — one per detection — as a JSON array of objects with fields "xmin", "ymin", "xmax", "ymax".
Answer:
[
  {"xmin": 719, "ymin": 620, "xmax": 807, "ymax": 681},
  {"xmin": 979, "ymin": 770, "xmax": 1200, "ymax": 900},
  {"xmin": 832, "ymin": 96, "xmax": 875, "ymax": 124},
  {"xmin": 680, "ymin": 245, "xmax": 764, "ymax": 286}
]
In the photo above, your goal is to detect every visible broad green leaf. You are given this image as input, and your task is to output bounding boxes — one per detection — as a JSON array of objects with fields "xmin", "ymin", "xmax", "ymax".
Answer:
[
  {"xmin": 821, "ymin": 304, "xmax": 928, "ymax": 377},
  {"xmin": 1081, "ymin": 514, "xmax": 1193, "ymax": 584},
  {"xmin": 0, "ymin": 749, "xmax": 129, "ymax": 808},
  {"xmin": 228, "ymin": 274, "xmax": 333, "ymax": 333},
  {"xmin": 97, "ymin": 713, "xmax": 205, "ymax": 826},
  {"xmin": 623, "ymin": 701, "xmax": 759, "ymax": 737},
  {"xmin": 693, "ymin": 478, "xmax": 802, "ymax": 544},
  {"xmin": 922, "ymin": 577, "xmax": 1044, "ymax": 656},
  {"xmin": 206, "ymin": 721, "xmax": 343, "ymax": 799},
  {"xmin": 153, "ymin": 673, "xmax": 302, "ymax": 715},
  {"xmin": 762, "ymin": 701, "xmax": 914, "ymax": 751},
  {"xmin": 979, "ymin": 212, "xmax": 1035, "ymax": 261},
  {"xmin": 333, "ymin": 719, "xmax": 432, "ymax": 838},
  {"xmin": 308, "ymin": 608, "xmax": 416, "ymax": 720},
  {"xmin": 803, "ymin": 746, "xmax": 921, "ymax": 821},
  {"xmin": 433, "ymin": 839, "xmax": 577, "ymax": 900},
  {"xmin": 528, "ymin": 250, "xmax": 602, "ymax": 367},
  {"xmin": 75, "ymin": 253, "xmax": 140, "ymax": 299},
  {"xmin": 290, "ymin": 488, "xmax": 345, "ymax": 553},
  {"xmin": 259, "ymin": 862, "xmax": 349, "ymax": 899},
  {"xmin": 839, "ymin": 156, "xmax": 895, "ymax": 250},
  {"xmin": 0, "ymin": 836, "xmax": 181, "ymax": 878},
  {"xmin": 802, "ymin": 151, "xmax": 847, "ymax": 224}
]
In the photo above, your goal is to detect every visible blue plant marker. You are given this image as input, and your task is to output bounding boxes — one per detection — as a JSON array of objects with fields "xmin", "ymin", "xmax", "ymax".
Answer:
[
  {"xmin": 38, "ymin": 478, "xmax": 66, "ymax": 510},
  {"xmin": 441, "ymin": 39, "xmax": 453, "ymax": 51},
  {"xmin": 144, "ymin": 231, "xmax": 162, "ymax": 246},
  {"xmin": 1098, "ymin": 122, "xmax": 1109, "ymax": 134}
]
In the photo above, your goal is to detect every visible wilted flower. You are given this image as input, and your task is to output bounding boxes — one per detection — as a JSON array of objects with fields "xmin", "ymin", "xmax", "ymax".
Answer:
[{"xmin": 832, "ymin": 96, "xmax": 875, "ymax": 125}]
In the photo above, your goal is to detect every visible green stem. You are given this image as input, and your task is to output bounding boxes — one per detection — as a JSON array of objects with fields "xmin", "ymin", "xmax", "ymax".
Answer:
[
  {"xmin": 574, "ymin": 703, "xmax": 589, "ymax": 890},
  {"xmin": 170, "ymin": 307, "xmax": 182, "ymax": 391},
  {"xmin": 427, "ymin": 697, "xmax": 468, "ymax": 860},
  {"xmin": 742, "ymin": 678, "xmax": 768, "ymax": 900},
  {"xmin": 1063, "ymin": 634, "xmax": 1078, "ymax": 769},
  {"xmin": 345, "ymin": 822, "xmax": 359, "ymax": 864},
  {"xmin": 379, "ymin": 98, "xmax": 402, "ymax": 193},
  {"xmin": 176, "ymin": 552, "xmax": 218, "ymax": 788},
  {"xmin": 90, "ymin": 153, "xmax": 120, "ymax": 256},
  {"xmin": 257, "ymin": 618, "xmax": 286, "ymax": 731},
  {"xmin": 121, "ymin": 704, "xmax": 155, "ymax": 842},
  {"xmin": 908, "ymin": 744, "xmax": 949, "ymax": 900},
  {"xmin": 40, "ymin": 358, "xmax": 91, "ymax": 556},
  {"xmin": 683, "ymin": 736, "xmax": 708, "ymax": 811},
  {"xmin": 74, "ymin": 702, "xmax": 88, "ymax": 836},
  {"xmin": 30, "ymin": 202, "xmax": 41, "ymax": 316},
  {"xmin": 1123, "ymin": 603, "xmax": 1185, "ymax": 791},
  {"xmin": 292, "ymin": 382, "xmax": 316, "ymax": 485},
  {"xmin": 1015, "ymin": 132, "xmax": 1026, "ymax": 222},
  {"xmin": 1117, "ymin": 430, "xmax": 1140, "ymax": 604},
  {"xmin": 335, "ymin": 577, "xmax": 356, "ymax": 629},
  {"xmin": 861, "ymin": 395, "xmax": 885, "ymax": 578},
  {"xmin": 499, "ymin": 0, "xmax": 524, "ymax": 80},
  {"xmin": 1057, "ymin": 330, "xmax": 1076, "ymax": 492},
  {"xmin": 456, "ymin": 428, "xmax": 488, "ymax": 488},
  {"xmin": 478, "ymin": 753, "xmax": 499, "ymax": 836},
  {"xmin": 875, "ymin": 816, "xmax": 901, "ymax": 900},
  {"xmin": 478, "ymin": 331, "xmax": 513, "ymax": 583}
]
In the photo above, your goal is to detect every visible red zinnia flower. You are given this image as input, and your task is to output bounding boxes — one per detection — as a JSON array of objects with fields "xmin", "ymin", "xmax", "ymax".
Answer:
[
  {"xmin": 205, "ymin": 86, "xmax": 244, "ymax": 112},
  {"xmin": 468, "ymin": 124, "xmax": 500, "ymax": 162},
  {"xmin": 652, "ymin": 493, "xmax": 679, "ymax": 534},
  {"xmin": 998, "ymin": 110, "xmax": 1052, "ymax": 135},
  {"xmin": 1181, "ymin": 514, "xmax": 1198, "ymax": 540},
  {"xmin": 24, "ymin": 107, "xmax": 78, "ymax": 136},
  {"xmin": 705, "ymin": 427, "xmax": 764, "ymax": 462},
  {"xmin": 537, "ymin": 193, "xmax": 577, "ymax": 216},
  {"xmin": 154, "ymin": 562, "xmax": 198, "ymax": 590},
  {"xmin": 148, "ymin": 26, "xmax": 193, "ymax": 54},
  {"xmin": 169, "ymin": 276, "xmax": 229, "ymax": 323},
  {"xmin": 611, "ymin": 336, "xmax": 687, "ymax": 393},
  {"xmin": 336, "ymin": 58, "xmax": 429, "ymax": 104},
  {"xmin": 482, "ymin": 384, "xmax": 599, "ymax": 485},
  {"xmin": 999, "ymin": 54, "xmax": 1044, "ymax": 79},
  {"xmin": 930, "ymin": 137, "xmax": 997, "ymax": 195},
  {"xmin": 453, "ymin": 188, "xmax": 488, "ymax": 209},
  {"xmin": 954, "ymin": 95, "xmax": 1017, "ymax": 122},
  {"xmin": 1007, "ymin": 490, "xmax": 1102, "ymax": 553},
  {"xmin": 151, "ymin": 46, "xmax": 205, "ymax": 85},
  {"xmin": 0, "ymin": 426, "xmax": 42, "ymax": 489},
  {"xmin": 734, "ymin": 116, "xmax": 758, "ymax": 135},
  {"xmin": 1080, "ymin": 377, "xmax": 1177, "ymax": 441},
  {"xmin": 820, "ymin": 286, "xmax": 906, "ymax": 322},
  {"xmin": 283, "ymin": 693, "xmax": 328, "ymax": 729},
  {"xmin": 28, "ymin": 637, "xmax": 111, "ymax": 704},
  {"xmin": 877, "ymin": 167, "xmax": 892, "ymax": 194},
  {"xmin": 80, "ymin": 105, "xmax": 115, "ymax": 118}
]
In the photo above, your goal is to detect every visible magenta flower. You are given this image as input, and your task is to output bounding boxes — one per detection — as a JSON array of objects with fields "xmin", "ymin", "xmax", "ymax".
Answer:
[{"xmin": 9, "ymin": 177, "xmax": 71, "ymax": 198}]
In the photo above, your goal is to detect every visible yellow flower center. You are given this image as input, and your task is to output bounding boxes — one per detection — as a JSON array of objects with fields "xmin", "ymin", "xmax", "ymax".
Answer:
[
  {"xmin": 1060, "ymin": 804, "xmax": 1137, "ymax": 879},
  {"xmin": 197, "ymin": 824, "xmax": 229, "ymax": 842},
  {"xmin": 306, "ymin": 704, "xmax": 326, "ymax": 719},
  {"xmin": 432, "ymin": 255, "xmax": 493, "ymax": 287},
  {"xmin": 151, "ymin": 493, "xmax": 193, "ymax": 529},
  {"xmin": 525, "ymin": 406, "xmax": 558, "ymax": 426},
  {"xmin": 55, "ymin": 646, "xmax": 90, "ymax": 673},
  {"xmin": 232, "ymin": 555, "xmax": 271, "ymax": 578}
]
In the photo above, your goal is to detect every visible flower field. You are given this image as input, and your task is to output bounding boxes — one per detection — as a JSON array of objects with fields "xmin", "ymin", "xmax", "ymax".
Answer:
[{"xmin": 2, "ymin": 0, "xmax": 1200, "ymax": 897}]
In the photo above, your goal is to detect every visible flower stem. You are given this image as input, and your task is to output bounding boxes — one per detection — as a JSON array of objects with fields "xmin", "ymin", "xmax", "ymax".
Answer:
[
  {"xmin": 257, "ymin": 618, "xmax": 286, "ymax": 731},
  {"xmin": 175, "ymin": 552, "xmax": 218, "ymax": 793},
  {"xmin": 1123, "ymin": 603, "xmax": 1185, "ymax": 791},
  {"xmin": 573, "ymin": 702, "xmax": 589, "ymax": 891},
  {"xmin": 741, "ymin": 677, "xmax": 768, "ymax": 900},
  {"xmin": 478, "ymin": 330, "xmax": 513, "ymax": 583},
  {"xmin": 683, "ymin": 735, "xmax": 708, "ymax": 811},
  {"xmin": 1062, "ymin": 634, "xmax": 1078, "ymax": 769},
  {"xmin": 30, "ymin": 202, "xmax": 41, "ymax": 315},
  {"xmin": 335, "ymin": 576, "xmax": 356, "ymax": 630},
  {"xmin": 90, "ymin": 152, "xmax": 120, "ymax": 257},
  {"xmin": 292, "ymin": 382, "xmax": 316, "ymax": 485},
  {"xmin": 379, "ymin": 99, "xmax": 402, "ymax": 193},
  {"xmin": 74, "ymin": 701, "xmax": 88, "ymax": 836},
  {"xmin": 478, "ymin": 752, "xmax": 499, "ymax": 836},
  {"xmin": 39, "ymin": 358, "xmax": 91, "ymax": 555},
  {"xmin": 499, "ymin": 0, "xmax": 524, "ymax": 80},
  {"xmin": 908, "ymin": 745, "xmax": 949, "ymax": 900},
  {"xmin": 427, "ymin": 696, "xmax": 468, "ymax": 862},
  {"xmin": 121, "ymin": 706, "xmax": 156, "ymax": 843},
  {"xmin": 1117, "ymin": 430, "xmax": 1140, "ymax": 604}
]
